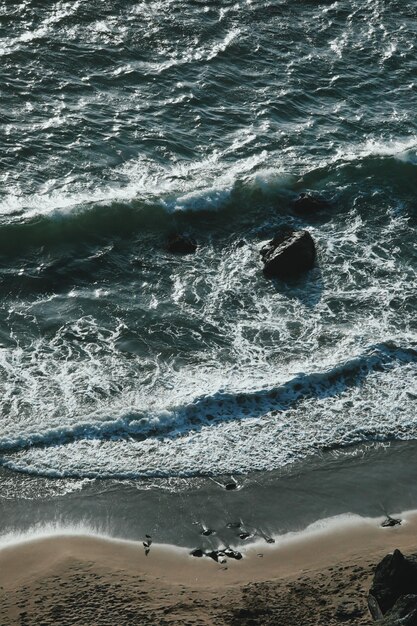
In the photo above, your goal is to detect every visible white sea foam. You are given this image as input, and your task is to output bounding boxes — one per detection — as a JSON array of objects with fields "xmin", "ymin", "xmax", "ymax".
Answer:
[
  {"xmin": 0, "ymin": 522, "xmax": 101, "ymax": 550},
  {"xmin": 1, "ymin": 130, "xmax": 415, "ymax": 225},
  {"xmin": 333, "ymin": 136, "xmax": 417, "ymax": 165},
  {"xmin": 1, "ymin": 0, "xmax": 416, "ymax": 485},
  {"xmin": 0, "ymin": 197, "xmax": 416, "ymax": 478},
  {"xmin": 0, "ymin": 147, "xmax": 281, "ymax": 222},
  {"xmin": 2, "ymin": 509, "xmax": 417, "ymax": 555}
]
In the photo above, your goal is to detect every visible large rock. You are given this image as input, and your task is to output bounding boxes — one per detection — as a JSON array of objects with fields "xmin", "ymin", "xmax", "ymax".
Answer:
[
  {"xmin": 369, "ymin": 550, "xmax": 417, "ymax": 616},
  {"xmin": 378, "ymin": 595, "xmax": 417, "ymax": 625},
  {"xmin": 261, "ymin": 227, "xmax": 316, "ymax": 279}
]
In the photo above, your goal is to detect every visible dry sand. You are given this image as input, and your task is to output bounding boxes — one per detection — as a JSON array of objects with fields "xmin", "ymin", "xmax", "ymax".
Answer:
[{"xmin": 1, "ymin": 512, "xmax": 417, "ymax": 625}]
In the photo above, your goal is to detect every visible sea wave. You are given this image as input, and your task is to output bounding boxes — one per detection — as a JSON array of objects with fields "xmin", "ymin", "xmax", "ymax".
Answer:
[
  {"xmin": 0, "ymin": 341, "xmax": 415, "ymax": 462},
  {"xmin": 0, "ymin": 145, "xmax": 416, "ymax": 257}
]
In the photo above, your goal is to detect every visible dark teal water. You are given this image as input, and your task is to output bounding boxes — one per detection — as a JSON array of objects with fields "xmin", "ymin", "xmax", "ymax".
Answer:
[{"xmin": 0, "ymin": 1, "xmax": 416, "ymax": 509}]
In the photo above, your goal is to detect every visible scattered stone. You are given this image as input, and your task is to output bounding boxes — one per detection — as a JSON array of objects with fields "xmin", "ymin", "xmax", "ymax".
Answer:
[
  {"xmin": 223, "ymin": 548, "xmax": 242, "ymax": 560},
  {"xmin": 191, "ymin": 547, "xmax": 242, "ymax": 562},
  {"xmin": 190, "ymin": 549, "xmax": 204, "ymax": 558},
  {"xmin": 261, "ymin": 227, "xmax": 316, "ymax": 279},
  {"xmin": 166, "ymin": 233, "xmax": 197, "ymax": 254},
  {"xmin": 381, "ymin": 516, "xmax": 402, "ymax": 528},
  {"xmin": 239, "ymin": 532, "xmax": 252, "ymax": 541},
  {"xmin": 292, "ymin": 192, "xmax": 331, "ymax": 216},
  {"xmin": 143, "ymin": 536, "xmax": 151, "ymax": 557}
]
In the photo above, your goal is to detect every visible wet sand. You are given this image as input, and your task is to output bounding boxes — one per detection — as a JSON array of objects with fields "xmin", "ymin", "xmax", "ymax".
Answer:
[{"xmin": 1, "ymin": 512, "xmax": 417, "ymax": 625}]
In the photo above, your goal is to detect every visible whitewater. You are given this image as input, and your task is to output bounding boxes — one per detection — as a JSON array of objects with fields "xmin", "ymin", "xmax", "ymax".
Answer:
[{"xmin": 0, "ymin": 0, "xmax": 416, "ymax": 543}]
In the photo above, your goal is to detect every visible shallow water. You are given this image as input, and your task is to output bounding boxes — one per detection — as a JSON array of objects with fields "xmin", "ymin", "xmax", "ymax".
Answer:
[
  {"xmin": 0, "ymin": 0, "xmax": 416, "ymax": 538},
  {"xmin": 0, "ymin": 440, "xmax": 416, "ymax": 548}
]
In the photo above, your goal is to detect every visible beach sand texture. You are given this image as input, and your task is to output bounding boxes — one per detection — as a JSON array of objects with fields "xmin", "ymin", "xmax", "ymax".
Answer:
[{"xmin": 1, "ymin": 512, "xmax": 416, "ymax": 625}]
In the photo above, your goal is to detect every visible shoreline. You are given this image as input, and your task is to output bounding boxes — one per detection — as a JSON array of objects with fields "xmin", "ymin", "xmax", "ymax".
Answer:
[
  {"xmin": 1, "ymin": 509, "xmax": 416, "ymax": 587},
  {"xmin": 1, "ymin": 510, "xmax": 417, "ymax": 624}
]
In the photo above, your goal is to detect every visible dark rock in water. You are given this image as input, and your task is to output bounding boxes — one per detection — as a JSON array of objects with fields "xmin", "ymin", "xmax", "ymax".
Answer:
[
  {"xmin": 261, "ymin": 227, "xmax": 316, "ymax": 279},
  {"xmin": 239, "ymin": 532, "xmax": 252, "ymax": 541},
  {"xmin": 225, "ymin": 482, "xmax": 237, "ymax": 491},
  {"xmin": 190, "ymin": 548, "xmax": 204, "ymax": 558},
  {"xmin": 223, "ymin": 548, "xmax": 243, "ymax": 560},
  {"xmin": 206, "ymin": 550, "xmax": 220, "ymax": 562},
  {"xmin": 191, "ymin": 547, "xmax": 243, "ymax": 562},
  {"xmin": 369, "ymin": 549, "xmax": 417, "ymax": 615},
  {"xmin": 226, "ymin": 522, "xmax": 241, "ymax": 529},
  {"xmin": 379, "ymin": 595, "xmax": 417, "ymax": 625},
  {"xmin": 292, "ymin": 192, "xmax": 331, "ymax": 216},
  {"xmin": 381, "ymin": 516, "xmax": 402, "ymax": 528},
  {"xmin": 201, "ymin": 528, "xmax": 215, "ymax": 536},
  {"xmin": 166, "ymin": 233, "xmax": 197, "ymax": 254}
]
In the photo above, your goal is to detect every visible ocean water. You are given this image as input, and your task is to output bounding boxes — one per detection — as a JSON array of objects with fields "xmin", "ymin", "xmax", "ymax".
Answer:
[{"xmin": 0, "ymin": 0, "xmax": 416, "ymax": 544}]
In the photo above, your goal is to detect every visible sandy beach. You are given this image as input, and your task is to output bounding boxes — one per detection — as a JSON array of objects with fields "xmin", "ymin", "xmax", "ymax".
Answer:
[{"xmin": 1, "ymin": 511, "xmax": 417, "ymax": 625}]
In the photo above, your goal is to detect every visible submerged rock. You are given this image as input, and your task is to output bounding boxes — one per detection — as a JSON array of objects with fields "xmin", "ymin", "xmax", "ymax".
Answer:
[
  {"xmin": 166, "ymin": 233, "xmax": 197, "ymax": 254},
  {"xmin": 369, "ymin": 549, "xmax": 417, "ymax": 616},
  {"xmin": 292, "ymin": 192, "xmax": 331, "ymax": 216},
  {"xmin": 261, "ymin": 227, "xmax": 316, "ymax": 279},
  {"xmin": 239, "ymin": 532, "xmax": 252, "ymax": 541},
  {"xmin": 226, "ymin": 522, "xmax": 241, "ymax": 529}
]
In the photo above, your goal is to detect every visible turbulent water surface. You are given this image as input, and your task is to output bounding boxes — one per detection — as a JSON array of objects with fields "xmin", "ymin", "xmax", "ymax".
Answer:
[{"xmin": 0, "ymin": 0, "xmax": 416, "ymax": 497}]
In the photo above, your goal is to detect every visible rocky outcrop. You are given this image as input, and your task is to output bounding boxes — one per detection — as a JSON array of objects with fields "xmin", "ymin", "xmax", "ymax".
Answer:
[
  {"xmin": 261, "ymin": 227, "xmax": 316, "ymax": 279},
  {"xmin": 378, "ymin": 595, "xmax": 417, "ymax": 625},
  {"xmin": 166, "ymin": 233, "xmax": 197, "ymax": 254},
  {"xmin": 368, "ymin": 550, "xmax": 417, "ymax": 619}
]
